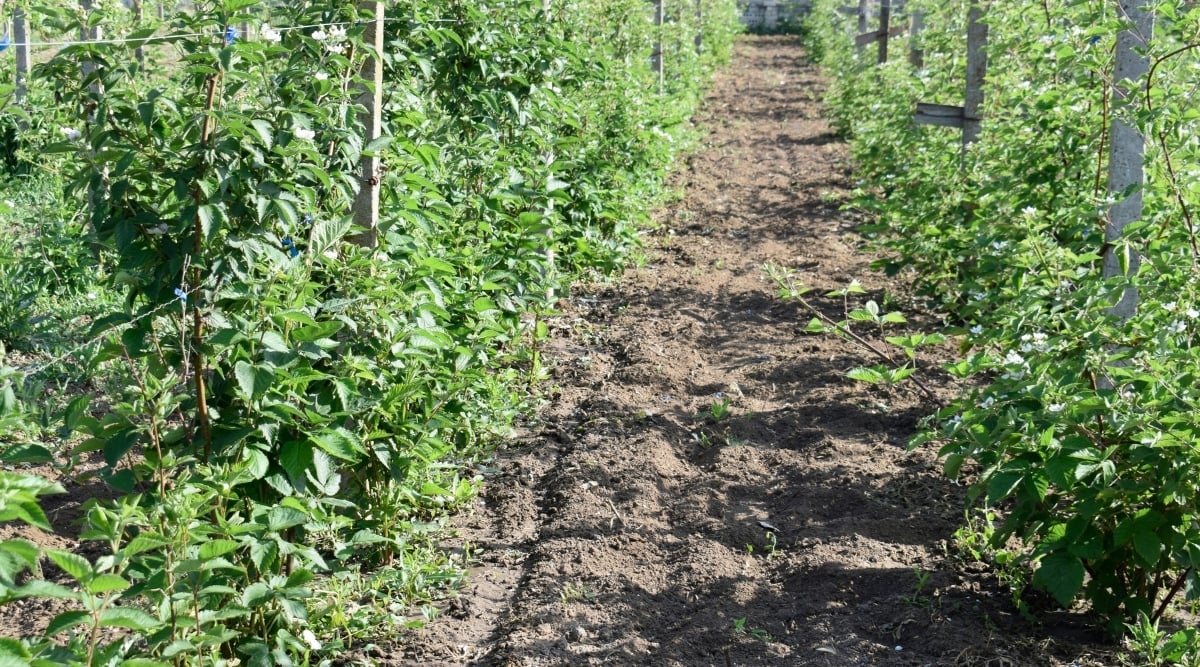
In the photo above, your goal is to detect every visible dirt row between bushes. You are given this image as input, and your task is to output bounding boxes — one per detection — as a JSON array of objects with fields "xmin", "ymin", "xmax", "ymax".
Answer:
[{"xmin": 398, "ymin": 35, "xmax": 1120, "ymax": 667}]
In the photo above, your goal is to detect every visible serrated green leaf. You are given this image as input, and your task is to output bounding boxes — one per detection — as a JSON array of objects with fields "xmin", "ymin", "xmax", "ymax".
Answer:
[
  {"xmin": 99, "ymin": 606, "xmax": 162, "ymax": 630},
  {"xmin": 1033, "ymin": 552, "xmax": 1084, "ymax": 608},
  {"xmin": 846, "ymin": 367, "xmax": 886, "ymax": 384},
  {"xmin": 85, "ymin": 573, "xmax": 130, "ymax": 595},
  {"xmin": 45, "ymin": 610, "xmax": 89, "ymax": 636},
  {"xmin": 265, "ymin": 506, "xmax": 307, "ymax": 532},
  {"xmin": 234, "ymin": 361, "xmax": 274, "ymax": 400},
  {"xmin": 311, "ymin": 428, "xmax": 362, "ymax": 462},
  {"xmin": 46, "ymin": 549, "xmax": 92, "ymax": 583},
  {"xmin": 804, "ymin": 318, "xmax": 827, "ymax": 333},
  {"xmin": 1133, "ymin": 529, "xmax": 1162, "ymax": 568},
  {"xmin": 198, "ymin": 539, "xmax": 240, "ymax": 560}
]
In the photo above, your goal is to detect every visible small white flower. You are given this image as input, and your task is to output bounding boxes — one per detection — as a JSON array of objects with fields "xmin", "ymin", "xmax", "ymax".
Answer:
[
  {"xmin": 146, "ymin": 223, "xmax": 169, "ymax": 235},
  {"xmin": 329, "ymin": 25, "xmax": 347, "ymax": 41},
  {"xmin": 61, "ymin": 127, "xmax": 82, "ymax": 141},
  {"xmin": 87, "ymin": 292, "xmax": 97, "ymax": 300},
  {"xmin": 1168, "ymin": 320, "xmax": 1186, "ymax": 334},
  {"xmin": 1004, "ymin": 351, "xmax": 1025, "ymax": 366},
  {"xmin": 2, "ymin": 199, "xmax": 13, "ymax": 208},
  {"xmin": 1187, "ymin": 308, "xmax": 1199, "ymax": 320},
  {"xmin": 293, "ymin": 127, "xmax": 316, "ymax": 141},
  {"xmin": 1021, "ymin": 206, "xmax": 1038, "ymax": 217},
  {"xmin": 314, "ymin": 71, "xmax": 329, "ymax": 81},
  {"xmin": 980, "ymin": 396, "xmax": 995, "ymax": 409},
  {"xmin": 1048, "ymin": 403, "xmax": 1065, "ymax": 413},
  {"xmin": 261, "ymin": 25, "xmax": 282, "ymax": 42},
  {"xmin": 300, "ymin": 629, "xmax": 321, "ymax": 651},
  {"xmin": 1164, "ymin": 301, "xmax": 1178, "ymax": 312},
  {"xmin": 969, "ymin": 325, "xmax": 983, "ymax": 335},
  {"xmin": 312, "ymin": 29, "xmax": 328, "ymax": 40}
]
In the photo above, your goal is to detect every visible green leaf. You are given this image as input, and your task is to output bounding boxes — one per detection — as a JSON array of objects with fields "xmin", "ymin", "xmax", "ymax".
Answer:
[
  {"xmin": 198, "ymin": 539, "xmax": 240, "ymax": 560},
  {"xmin": 85, "ymin": 573, "xmax": 130, "ymax": 595},
  {"xmin": 46, "ymin": 549, "xmax": 92, "ymax": 583},
  {"xmin": 1034, "ymin": 552, "xmax": 1085, "ymax": 608},
  {"xmin": 251, "ymin": 119, "xmax": 274, "ymax": 149},
  {"xmin": 265, "ymin": 506, "xmax": 307, "ymax": 532},
  {"xmin": 99, "ymin": 607, "xmax": 163, "ymax": 630},
  {"xmin": 1132, "ymin": 529, "xmax": 1163, "ymax": 567},
  {"xmin": 45, "ymin": 610, "xmax": 89, "ymax": 636},
  {"xmin": 311, "ymin": 428, "xmax": 362, "ymax": 462},
  {"xmin": 804, "ymin": 318, "xmax": 827, "ymax": 333},
  {"xmin": 243, "ymin": 582, "xmax": 273, "ymax": 607},
  {"xmin": 234, "ymin": 361, "xmax": 274, "ymax": 400},
  {"xmin": 0, "ymin": 445, "xmax": 55, "ymax": 465},
  {"xmin": 846, "ymin": 367, "xmax": 886, "ymax": 384},
  {"xmin": 986, "ymin": 471, "xmax": 1022, "ymax": 505}
]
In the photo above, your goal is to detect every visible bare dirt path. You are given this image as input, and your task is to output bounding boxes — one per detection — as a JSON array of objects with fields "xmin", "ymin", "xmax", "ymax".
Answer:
[{"xmin": 400, "ymin": 35, "xmax": 1117, "ymax": 667}]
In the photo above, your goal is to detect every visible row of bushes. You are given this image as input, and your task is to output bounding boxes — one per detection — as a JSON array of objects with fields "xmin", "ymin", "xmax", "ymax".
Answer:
[
  {"xmin": 0, "ymin": 0, "xmax": 741, "ymax": 663},
  {"xmin": 806, "ymin": 0, "xmax": 1200, "ymax": 644}
]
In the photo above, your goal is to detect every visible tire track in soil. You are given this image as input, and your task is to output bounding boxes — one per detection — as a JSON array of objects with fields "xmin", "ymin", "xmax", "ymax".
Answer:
[{"xmin": 398, "ymin": 36, "xmax": 1117, "ymax": 667}]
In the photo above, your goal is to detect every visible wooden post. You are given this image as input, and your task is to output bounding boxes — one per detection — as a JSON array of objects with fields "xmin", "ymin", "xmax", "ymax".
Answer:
[
  {"xmin": 1104, "ymin": 0, "xmax": 1155, "ymax": 319},
  {"xmin": 13, "ymin": 8, "xmax": 30, "ymax": 104},
  {"xmin": 80, "ymin": 0, "xmax": 102, "ymax": 98},
  {"xmin": 877, "ymin": 0, "xmax": 889, "ymax": 64},
  {"xmin": 350, "ymin": 1, "xmax": 384, "ymax": 249},
  {"xmin": 854, "ymin": 0, "xmax": 869, "ymax": 53},
  {"xmin": 132, "ymin": 0, "xmax": 145, "ymax": 71},
  {"xmin": 912, "ymin": 2, "xmax": 987, "ymax": 164},
  {"xmin": 962, "ymin": 2, "xmax": 987, "ymax": 151},
  {"xmin": 651, "ymin": 0, "xmax": 663, "ymax": 92},
  {"xmin": 908, "ymin": 9, "xmax": 924, "ymax": 68}
]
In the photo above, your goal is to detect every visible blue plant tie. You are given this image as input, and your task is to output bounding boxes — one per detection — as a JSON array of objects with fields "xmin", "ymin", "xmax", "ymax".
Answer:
[
  {"xmin": 225, "ymin": 26, "xmax": 238, "ymax": 46},
  {"xmin": 0, "ymin": 35, "xmax": 9, "ymax": 53},
  {"xmin": 174, "ymin": 287, "xmax": 187, "ymax": 302},
  {"xmin": 282, "ymin": 237, "xmax": 299, "ymax": 258}
]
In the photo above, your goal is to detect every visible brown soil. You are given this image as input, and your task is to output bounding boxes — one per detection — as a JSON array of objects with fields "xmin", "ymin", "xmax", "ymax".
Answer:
[{"xmin": 397, "ymin": 36, "xmax": 1124, "ymax": 667}]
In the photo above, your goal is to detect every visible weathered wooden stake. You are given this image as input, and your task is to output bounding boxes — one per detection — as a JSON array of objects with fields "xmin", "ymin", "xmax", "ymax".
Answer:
[
  {"xmin": 877, "ymin": 0, "xmax": 890, "ymax": 64},
  {"xmin": 80, "ymin": 0, "xmax": 103, "ymax": 100},
  {"xmin": 350, "ymin": 0, "xmax": 384, "ymax": 249},
  {"xmin": 962, "ymin": 2, "xmax": 987, "ymax": 149},
  {"xmin": 651, "ymin": 0, "xmax": 664, "ymax": 92},
  {"xmin": 1104, "ymin": 0, "xmax": 1155, "ymax": 319},
  {"xmin": 132, "ymin": 0, "xmax": 145, "ymax": 71},
  {"xmin": 909, "ymin": 9, "xmax": 924, "ymax": 68},
  {"xmin": 13, "ymin": 8, "xmax": 30, "ymax": 104},
  {"xmin": 912, "ymin": 2, "xmax": 987, "ymax": 162}
]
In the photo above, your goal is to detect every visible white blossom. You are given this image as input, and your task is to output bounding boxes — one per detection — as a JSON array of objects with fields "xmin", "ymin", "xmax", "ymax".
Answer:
[
  {"xmin": 311, "ymin": 29, "xmax": 328, "ymax": 40},
  {"xmin": 1187, "ymin": 307, "xmax": 1199, "ymax": 320},
  {"xmin": 1048, "ymin": 403, "xmax": 1065, "ymax": 413},
  {"xmin": 261, "ymin": 25, "xmax": 282, "ymax": 42},
  {"xmin": 980, "ymin": 396, "xmax": 995, "ymax": 409},
  {"xmin": 314, "ymin": 71, "xmax": 329, "ymax": 81},
  {"xmin": 1168, "ymin": 320, "xmax": 1187, "ymax": 335},
  {"xmin": 293, "ymin": 127, "xmax": 316, "ymax": 141},
  {"xmin": 301, "ymin": 629, "xmax": 321, "ymax": 651},
  {"xmin": 60, "ymin": 127, "xmax": 82, "ymax": 141},
  {"xmin": 969, "ymin": 324, "xmax": 983, "ymax": 335},
  {"xmin": 1021, "ymin": 206, "xmax": 1038, "ymax": 217}
]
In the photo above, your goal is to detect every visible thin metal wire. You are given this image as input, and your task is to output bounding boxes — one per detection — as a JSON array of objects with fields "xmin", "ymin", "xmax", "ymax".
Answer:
[{"xmin": 1, "ymin": 16, "xmax": 457, "ymax": 50}]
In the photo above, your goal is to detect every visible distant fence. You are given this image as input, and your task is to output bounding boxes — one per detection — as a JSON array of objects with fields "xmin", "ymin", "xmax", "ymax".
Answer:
[{"xmin": 739, "ymin": 0, "xmax": 810, "ymax": 31}]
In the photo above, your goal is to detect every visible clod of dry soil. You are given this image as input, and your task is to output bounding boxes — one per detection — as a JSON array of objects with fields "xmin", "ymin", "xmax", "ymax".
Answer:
[{"xmin": 397, "ymin": 36, "xmax": 1124, "ymax": 667}]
